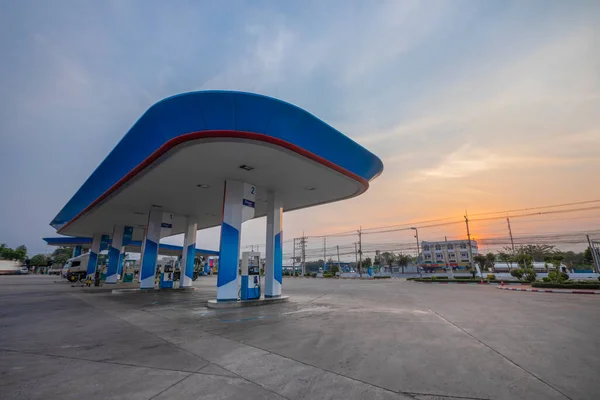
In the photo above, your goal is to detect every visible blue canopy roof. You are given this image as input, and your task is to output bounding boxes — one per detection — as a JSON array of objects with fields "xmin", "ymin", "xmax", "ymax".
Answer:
[{"xmin": 51, "ymin": 91, "xmax": 383, "ymax": 231}]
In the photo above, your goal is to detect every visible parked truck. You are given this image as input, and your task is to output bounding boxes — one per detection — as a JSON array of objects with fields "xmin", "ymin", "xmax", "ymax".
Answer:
[{"xmin": 63, "ymin": 254, "xmax": 92, "ymax": 282}]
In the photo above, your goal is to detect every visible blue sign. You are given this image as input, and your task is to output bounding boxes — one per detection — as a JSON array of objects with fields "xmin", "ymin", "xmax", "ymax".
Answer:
[
  {"xmin": 99, "ymin": 234, "xmax": 110, "ymax": 252},
  {"xmin": 123, "ymin": 226, "xmax": 133, "ymax": 245},
  {"xmin": 243, "ymin": 199, "xmax": 255, "ymax": 208}
]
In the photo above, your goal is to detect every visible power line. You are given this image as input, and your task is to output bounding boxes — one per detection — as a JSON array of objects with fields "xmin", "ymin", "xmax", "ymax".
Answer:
[{"xmin": 468, "ymin": 199, "xmax": 600, "ymax": 217}]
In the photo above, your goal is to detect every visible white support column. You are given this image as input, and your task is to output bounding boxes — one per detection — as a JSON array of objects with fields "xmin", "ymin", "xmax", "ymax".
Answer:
[
  {"xmin": 117, "ymin": 226, "xmax": 133, "ymax": 279},
  {"xmin": 265, "ymin": 192, "xmax": 283, "ymax": 297},
  {"xmin": 86, "ymin": 233, "xmax": 102, "ymax": 279},
  {"xmin": 140, "ymin": 209, "xmax": 162, "ymax": 289},
  {"xmin": 180, "ymin": 217, "xmax": 197, "ymax": 288},
  {"xmin": 217, "ymin": 180, "xmax": 255, "ymax": 301},
  {"xmin": 105, "ymin": 225, "xmax": 124, "ymax": 284}
]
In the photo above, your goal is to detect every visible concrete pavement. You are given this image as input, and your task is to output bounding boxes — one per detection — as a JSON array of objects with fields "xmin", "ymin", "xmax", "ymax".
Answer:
[{"xmin": 0, "ymin": 275, "xmax": 598, "ymax": 399}]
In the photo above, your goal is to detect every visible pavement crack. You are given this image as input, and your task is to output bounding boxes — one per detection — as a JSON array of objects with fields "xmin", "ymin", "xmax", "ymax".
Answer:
[
  {"xmin": 404, "ymin": 391, "xmax": 490, "ymax": 400},
  {"xmin": 72, "ymin": 295, "xmax": 291, "ymax": 400},
  {"xmin": 0, "ymin": 347, "xmax": 198, "ymax": 374},
  {"xmin": 428, "ymin": 308, "xmax": 574, "ymax": 400},
  {"xmin": 147, "ymin": 372, "xmax": 194, "ymax": 400}
]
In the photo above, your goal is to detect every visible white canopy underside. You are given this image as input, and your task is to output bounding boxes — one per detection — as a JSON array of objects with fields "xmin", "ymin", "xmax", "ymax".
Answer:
[{"xmin": 62, "ymin": 138, "xmax": 364, "ymax": 239}]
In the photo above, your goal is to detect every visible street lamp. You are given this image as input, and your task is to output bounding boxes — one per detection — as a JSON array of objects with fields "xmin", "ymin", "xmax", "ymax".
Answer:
[{"xmin": 410, "ymin": 227, "xmax": 421, "ymax": 276}]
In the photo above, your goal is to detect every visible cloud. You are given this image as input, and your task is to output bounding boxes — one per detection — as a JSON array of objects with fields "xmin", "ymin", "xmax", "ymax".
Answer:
[{"xmin": 412, "ymin": 144, "xmax": 579, "ymax": 181}]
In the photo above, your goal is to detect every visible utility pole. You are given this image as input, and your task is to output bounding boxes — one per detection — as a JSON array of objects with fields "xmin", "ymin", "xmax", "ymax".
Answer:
[
  {"xmin": 410, "ymin": 227, "xmax": 420, "ymax": 276},
  {"xmin": 587, "ymin": 235, "xmax": 600, "ymax": 273},
  {"xmin": 445, "ymin": 235, "xmax": 453, "ymax": 279},
  {"xmin": 323, "ymin": 237, "xmax": 326, "ymax": 271},
  {"xmin": 292, "ymin": 238, "xmax": 296, "ymax": 276},
  {"xmin": 357, "ymin": 227, "xmax": 363, "ymax": 277},
  {"xmin": 300, "ymin": 234, "xmax": 307, "ymax": 276},
  {"xmin": 337, "ymin": 245, "xmax": 341, "ymax": 275},
  {"xmin": 465, "ymin": 212, "xmax": 481, "ymax": 281},
  {"xmin": 507, "ymin": 217, "xmax": 516, "ymax": 255}
]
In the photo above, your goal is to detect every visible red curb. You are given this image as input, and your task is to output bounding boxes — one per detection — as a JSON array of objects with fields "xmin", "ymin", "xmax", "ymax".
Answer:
[{"xmin": 496, "ymin": 286, "xmax": 600, "ymax": 294}]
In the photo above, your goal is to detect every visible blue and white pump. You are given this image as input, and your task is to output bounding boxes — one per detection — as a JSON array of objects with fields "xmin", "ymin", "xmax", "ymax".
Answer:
[
  {"xmin": 159, "ymin": 265, "xmax": 174, "ymax": 289},
  {"xmin": 240, "ymin": 251, "xmax": 261, "ymax": 300}
]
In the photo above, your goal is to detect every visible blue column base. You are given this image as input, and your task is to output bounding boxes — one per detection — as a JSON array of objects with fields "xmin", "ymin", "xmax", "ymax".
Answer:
[{"xmin": 264, "ymin": 294, "xmax": 281, "ymax": 298}]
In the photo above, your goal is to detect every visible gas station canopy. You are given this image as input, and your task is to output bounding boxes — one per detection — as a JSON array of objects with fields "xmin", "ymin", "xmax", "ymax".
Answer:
[
  {"xmin": 42, "ymin": 237, "xmax": 219, "ymax": 258},
  {"xmin": 50, "ymin": 91, "xmax": 383, "ymax": 239}
]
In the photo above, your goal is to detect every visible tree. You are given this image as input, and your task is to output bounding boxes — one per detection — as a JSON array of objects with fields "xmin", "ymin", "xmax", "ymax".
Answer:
[
  {"xmin": 496, "ymin": 251, "xmax": 513, "ymax": 270},
  {"xmin": 381, "ymin": 252, "xmax": 396, "ymax": 273},
  {"xmin": 583, "ymin": 247, "xmax": 594, "ymax": 265},
  {"xmin": 549, "ymin": 254, "xmax": 565, "ymax": 272},
  {"xmin": 53, "ymin": 253, "xmax": 70, "ymax": 267},
  {"xmin": 510, "ymin": 268, "xmax": 524, "ymax": 280},
  {"xmin": 52, "ymin": 246, "xmax": 73, "ymax": 258},
  {"xmin": 14, "ymin": 245, "xmax": 27, "ymax": 261},
  {"xmin": 1, "ymin": 247, "xmax": 16, "ymax": 260},
  {"xmin": 514, "ymin": 252, "xmax": 533, "ymax": 269},
  {"xmin": 363, "ymin": 257, "xmax": 372, "ymax": 269},
  {"xmin": 397, "ymin": 253, "xmax": 411, "ymax": 273},
  {"xmin": 372, "ymin": 253, "xmax": 381, "ymax": 273},
  {"xmin": 0, "ymin": 244, "xmax": 27, "ymax": 260},
  {"xmin": 485, "ymin": 253, "xmax": 496, "ymax": 271},
  {"xmin": 510, "ymin": 244, "xmax": 556, "ymax": 262},
  {"xmin": 474, "ymin": 254, "xmax": 487, "ymax": 272},
  {"xmin": 514, "ymin": 251, "xmax": 536, "ymax": 282},
  {"xmin": 30, "ymin": 254, "xmax": 49, "ymax": 266}
]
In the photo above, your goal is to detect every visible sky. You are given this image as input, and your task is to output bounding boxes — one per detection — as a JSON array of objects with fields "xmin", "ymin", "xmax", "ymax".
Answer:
[{"xmin": 1, "ymin": 0, "xmax": 599, "ymax": 257}]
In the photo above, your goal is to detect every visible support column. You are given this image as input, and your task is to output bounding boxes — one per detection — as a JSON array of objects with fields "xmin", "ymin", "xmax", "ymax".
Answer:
[
  {"xmin": 72, "ymin": 246, "xmax": 82, "ymax": 258},
  {"xmin": 140, "ymin": 209, "xmax": 162, "ymax": 289},
  {"xmin": 117, "ymin": 226, "xmax": 132, "ymax": 279},
  {"xmin": 180, "ymin": 217, "xmax": 197, "ymax": 288},
  {"xmin": 265, "ymin": 192, "xmax": 283, "ymax": 298},
  {"xmin": 106, "ymin": 225, "xmax": 124, "ymax": 284},
  {"xmin": 217, "ymin": 180, "xmax": 255, "ymax": 301},
  {"xmin": 86, "ymin": 233, "xmax": 102, "ymax": 278},
  {"xmin": 117, "ymin": 246, "xmax": 126, "ymax": 277}
]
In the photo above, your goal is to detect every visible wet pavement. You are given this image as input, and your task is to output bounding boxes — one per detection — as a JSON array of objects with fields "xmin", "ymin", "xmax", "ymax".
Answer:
[{"xmin": 1, "ymin": 275, "xmax": 598, "ymax": 400}]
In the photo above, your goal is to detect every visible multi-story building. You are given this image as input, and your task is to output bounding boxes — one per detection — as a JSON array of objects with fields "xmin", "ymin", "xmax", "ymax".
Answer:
[{"xmin": 419, "ymin": 239, "xmax": 478, "ymax": 272}]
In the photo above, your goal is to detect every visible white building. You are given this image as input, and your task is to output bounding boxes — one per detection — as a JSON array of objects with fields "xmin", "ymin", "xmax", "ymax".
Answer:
[{"xmin": 420, "ymin": 239, "xmax": 478, "ymax": 271}]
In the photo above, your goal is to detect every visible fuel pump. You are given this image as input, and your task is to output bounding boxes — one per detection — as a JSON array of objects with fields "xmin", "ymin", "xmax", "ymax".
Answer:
[
  {"xmin": 240, "ymin": 252, "xmax": 261, "ymax": 300},
  {"xmin": 159, "ymin": 264, "xmax": 174, "ymax": 289}
]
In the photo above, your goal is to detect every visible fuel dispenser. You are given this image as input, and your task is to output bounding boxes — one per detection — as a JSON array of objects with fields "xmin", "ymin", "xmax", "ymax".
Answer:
[
  {"xmin": 240, "ymin": 252, "xmax": 261, "ymax": 300},
  {"xmin": 159, "ymin": 265, "xmax": 174, "ymax": 289}
]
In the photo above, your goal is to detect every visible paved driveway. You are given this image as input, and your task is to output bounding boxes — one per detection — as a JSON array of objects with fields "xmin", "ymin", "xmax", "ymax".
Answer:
[{"xmin": 1, "ymin": 275, "xmax": 598, "ymax": 399}]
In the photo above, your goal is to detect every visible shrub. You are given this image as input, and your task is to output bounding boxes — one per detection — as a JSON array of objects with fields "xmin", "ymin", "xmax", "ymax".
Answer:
[
  {"xmin": 311, "ymin": 272, "xmax": 317, "ymax": 278},
  {"xmin": 542, "ymin": 277, "xmax": 550, "ymax": 282},
  {"xmin": 523, "ymin": 270, "xmax": 537, "ymax": 282},
  {"xmin": 304, "ymin": 273, "xmax": 311, "ymax": 277},
  {"xmin": 532, "ymin": 282, "xmax": 600, "ymax": 290},
  {"xmin": 455, "ymin": 276, "xmax": 472, "ymax": 280},
  {"xmin": 548, "ymin": 270, "xmax": 569, "ymax": 284},
  {"xmin": 486, "ymin": 274, "xmax": 496, "ymax": 281},
  {"xmin": 373, "ymin": 276, "xmax": 391, "ymax": 279},
  {"xmin": 323, "ymin": 273, "xmax": 333, "ymax": 278},
  {"xmin": 510, "ymin": 269, "xmax": 524, "ymax": 280}
]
